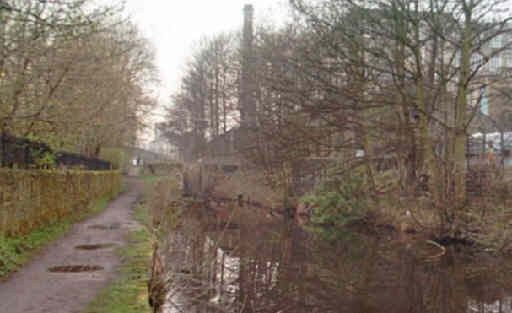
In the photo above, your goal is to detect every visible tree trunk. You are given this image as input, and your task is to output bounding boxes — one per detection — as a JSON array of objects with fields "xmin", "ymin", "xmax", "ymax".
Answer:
[{"xmin": 453, "ymin": 6, "xmax": 473, "ymax": 205}]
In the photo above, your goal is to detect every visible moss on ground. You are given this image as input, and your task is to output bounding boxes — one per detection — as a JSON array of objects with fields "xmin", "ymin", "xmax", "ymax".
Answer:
[{"xmin": 0, "ymin": 195, "xmax": 112, "ymax": 279}]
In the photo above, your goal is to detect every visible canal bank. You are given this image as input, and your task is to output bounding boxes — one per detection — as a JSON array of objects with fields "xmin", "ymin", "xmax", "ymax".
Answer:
[{"xmin": 150, "ymin": 177, "xmax": 512, "ymax": 313}]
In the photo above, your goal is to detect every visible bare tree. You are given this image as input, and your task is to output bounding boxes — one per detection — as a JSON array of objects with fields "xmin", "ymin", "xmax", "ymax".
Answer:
[
  {"xmin": 165, "ymin": 33, "xmax": 240, "ymax": 161},
  {"xmin": 0, "ymin": 1, "xmax": 158, "ymax": 156}
]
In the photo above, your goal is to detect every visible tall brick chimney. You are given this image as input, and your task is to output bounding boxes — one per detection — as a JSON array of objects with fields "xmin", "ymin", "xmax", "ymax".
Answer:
[{"xmin": 240, "ymin": 4, "xmax": 255, "ymax": 128}]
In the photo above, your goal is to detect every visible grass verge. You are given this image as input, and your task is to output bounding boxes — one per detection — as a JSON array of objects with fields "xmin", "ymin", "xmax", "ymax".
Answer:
[
  {"xmin": 141, "ymin": 174, "xmax": 170, "ymax": 188},
  {"xmin": 82, "ymin": 184, "xmax": 154, "ymax": 313},
  {"xmin": 120, "ymin": 181, "xmax": 129, "ymax": 194},
  {"xmin": 82, "ymin": 225, "xmax": 152, "ymax": 313},
  {"xmin": 0, "ymin": 195, "xmax": 114, "ymax": 279},
  {"xmin": 82, "ymin": 175, "xmax": 176, "ymax": 313}
]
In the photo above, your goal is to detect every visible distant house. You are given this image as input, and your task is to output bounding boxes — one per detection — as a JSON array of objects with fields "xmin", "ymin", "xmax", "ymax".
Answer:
[{"xmin": 466, "ymin": 30, "xmax": 512, "ymax": 129}]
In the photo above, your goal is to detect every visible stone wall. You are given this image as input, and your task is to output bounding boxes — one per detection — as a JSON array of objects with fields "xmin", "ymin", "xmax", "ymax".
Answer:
[{"xmin": 0, "ymin": 169, "xmax": 121, "ymax": 236}]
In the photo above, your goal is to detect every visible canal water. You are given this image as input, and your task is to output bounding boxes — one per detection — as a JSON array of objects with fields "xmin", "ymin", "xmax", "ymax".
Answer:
[{"xmin": 157, "ymin": 206, "xmax": 512, "ymax": 313}]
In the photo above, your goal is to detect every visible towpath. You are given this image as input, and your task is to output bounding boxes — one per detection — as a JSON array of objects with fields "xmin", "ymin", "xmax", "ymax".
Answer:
[{"xmin": 0, "ymin": 177, "xmax": 142, "ymax": 313}]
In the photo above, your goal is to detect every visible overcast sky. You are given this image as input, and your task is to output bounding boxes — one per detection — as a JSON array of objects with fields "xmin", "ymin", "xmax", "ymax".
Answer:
[{"xmin": 124, "ymin": 0, "xmax": 288, "ymax": 105}]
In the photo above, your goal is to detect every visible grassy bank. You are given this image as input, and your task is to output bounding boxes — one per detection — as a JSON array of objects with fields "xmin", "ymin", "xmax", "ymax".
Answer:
[
  {"xmin": 82, "ymin": 176, "xmax": 165, "ymax": 313},
  {"xmin": 0, "ymin": 195, "xmax": 113, "ymax": 279},
  {"xmin": 141, "ymin": 174, "xmax": 170, "ymax": 188},
  {"xmin": 82, "ymin": 204, "xmax": 153, "ymax": 313}
]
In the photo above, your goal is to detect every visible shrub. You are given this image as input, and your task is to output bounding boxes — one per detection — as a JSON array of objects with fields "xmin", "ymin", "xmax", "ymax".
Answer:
[
  {"xmin": 303, "ymin": 173, "xmax": 369, "ymax": 239},
  {"xmin": 31, "ymin": 150, "xmax": 56, "ymax": 169}
]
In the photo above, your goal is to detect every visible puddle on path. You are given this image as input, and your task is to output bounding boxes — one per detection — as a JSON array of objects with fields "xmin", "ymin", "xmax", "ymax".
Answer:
[
  {"xmin": 88, "ymin": 224, "xmax": 120, "ymax": 230},
  {"xmin": 48, "ymin": 265, "xmax": 104, "ymax": 273},
  {"xmin": 74, "ymin": 243, "xmax": 116, "ymax": 250}
]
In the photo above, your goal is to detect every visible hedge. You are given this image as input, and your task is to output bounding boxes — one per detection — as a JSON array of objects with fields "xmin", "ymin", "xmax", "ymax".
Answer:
[{"xmin": 0, "ymin": 169, "xmax": 121, "ymax": 237}]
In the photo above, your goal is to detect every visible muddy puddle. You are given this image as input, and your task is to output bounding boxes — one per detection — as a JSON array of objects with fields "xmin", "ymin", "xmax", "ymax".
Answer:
[
  {"xmin": 88, "ymin": 223, "xmax": 120, "ymax": 230},
  {"xmin": 48, "ymin": 265, "xmax": 104, "ymax": 273},
  {"xmin": 74, "ymin": 243, "xmax": 116, "ymax": 250}
]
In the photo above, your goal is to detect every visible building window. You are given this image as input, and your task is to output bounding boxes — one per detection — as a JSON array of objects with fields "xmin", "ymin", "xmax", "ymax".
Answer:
[
  {"xmin": 480, "ymin": 87, "xmax": 488, "ymax": 116},
  {"xmin": 489, "ymin": 56, "xmax": 501, "ymax": 73},
  {"xmin": 505, "ymin": 52, "xmax": 512, "ymax": 69},
  {"xmin": 490, "ymin": 35, "xmax": 502, "ymax": 49}
]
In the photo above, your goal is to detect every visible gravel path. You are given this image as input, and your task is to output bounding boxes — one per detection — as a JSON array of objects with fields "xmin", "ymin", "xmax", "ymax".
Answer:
[{"xmin": 0, "ymin": 177, "xmax": 143, "ymax": 313}]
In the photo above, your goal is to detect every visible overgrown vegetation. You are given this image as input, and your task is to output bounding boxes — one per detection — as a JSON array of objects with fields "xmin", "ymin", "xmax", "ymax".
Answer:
[
  {"xmin": 0, "ymin": 195, "xmax": 112, "ymax": 278},
  {"xmin": 100, "ymin": 148, "xmax": 130, "ymax": 172},
  {"xmin": 164, "ymin": 0, "xmax": 512, "ymax": 250},
  {"xmin": 30, "ymin": 150, "xmax": 57, "ymax": 169},
  {"xmin": 303, "ymin": 173, "xmax": 369, "ymax": 240}
]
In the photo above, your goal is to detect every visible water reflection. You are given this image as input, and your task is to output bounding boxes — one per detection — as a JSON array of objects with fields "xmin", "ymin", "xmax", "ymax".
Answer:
[{"xmin": 158, "ymin": 206, "xmax": 512, "ymax": 313}]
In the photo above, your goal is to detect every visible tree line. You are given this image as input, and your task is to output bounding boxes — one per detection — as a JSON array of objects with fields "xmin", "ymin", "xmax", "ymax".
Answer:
[
  {"xmin": 0, "ymin": 0, "xmax": 158, "ymax": 158},
  {"xmin": 165, "ymin": 0, "xmax": 512, "ymax": 236}
]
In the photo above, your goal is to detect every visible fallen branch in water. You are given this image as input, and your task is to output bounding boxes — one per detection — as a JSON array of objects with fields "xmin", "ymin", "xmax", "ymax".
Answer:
[{"xmin": 424, "ymin": 239, "xmax": 446, "ymax": 259}]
